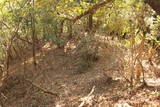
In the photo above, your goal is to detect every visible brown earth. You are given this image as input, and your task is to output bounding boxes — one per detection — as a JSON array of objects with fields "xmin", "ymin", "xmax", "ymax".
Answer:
[{"xmin": 0, "ymin": 42, "xmax": 160, "ymax": 107}]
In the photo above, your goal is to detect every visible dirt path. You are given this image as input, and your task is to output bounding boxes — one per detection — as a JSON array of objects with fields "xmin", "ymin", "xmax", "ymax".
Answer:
[{"xmin": 0, "ymin": 43, "xmax": 160, "ymax": 107}]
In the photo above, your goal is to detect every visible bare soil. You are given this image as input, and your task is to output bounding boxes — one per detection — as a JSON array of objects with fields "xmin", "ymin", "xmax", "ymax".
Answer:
[{"xmin": 0, "ymin": 42, "xmax": 160, "ymax": 107}]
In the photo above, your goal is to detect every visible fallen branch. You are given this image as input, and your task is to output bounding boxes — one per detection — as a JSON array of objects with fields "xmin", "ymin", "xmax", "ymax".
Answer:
[
  {"xmin": 78, "ymin": 86, "xmax": 95, "ymax": 107},
  {"xmin": 0, "ymin": 92, "xmax": 7, "ymax": 100},
  {"xmin": 25, "ymin": 79, "xmax": 58, "ymax": 96}
]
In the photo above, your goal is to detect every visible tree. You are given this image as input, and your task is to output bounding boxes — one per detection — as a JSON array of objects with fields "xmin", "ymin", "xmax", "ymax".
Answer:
[{"xmin": 145, "ymin": 0, "xmax": 160, "ymax": 14}]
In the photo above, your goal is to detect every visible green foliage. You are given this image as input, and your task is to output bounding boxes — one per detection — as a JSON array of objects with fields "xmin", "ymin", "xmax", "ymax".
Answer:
[
  {"xmin": 0, "ymin": 0, "xmax": 159, "ymax": 71},
  {"xmin": 76, "ymin": 34, "xmax": 99, "ymax": 73}
]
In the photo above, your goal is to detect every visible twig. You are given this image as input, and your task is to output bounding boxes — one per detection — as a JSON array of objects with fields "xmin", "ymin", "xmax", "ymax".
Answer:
[
  {"xmin": 0, "ymin": 93, "xmax": 7, "ymax": 100},
  {"xmin": 0, "ymin": 21, "xmax": 10, "ymax": 29},
  {"xmin": 78, "ymin": 86, "xmax": 95, "ymax": 107},
  {"xmin": 87, "ymin": 86, "xmax": 95, "ymax": 96}
]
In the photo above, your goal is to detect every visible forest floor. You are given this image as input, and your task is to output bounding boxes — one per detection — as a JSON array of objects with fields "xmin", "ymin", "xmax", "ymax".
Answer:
[{"xmin": 0, "ymin": 41, "xmax": 160, "ymax": 107}]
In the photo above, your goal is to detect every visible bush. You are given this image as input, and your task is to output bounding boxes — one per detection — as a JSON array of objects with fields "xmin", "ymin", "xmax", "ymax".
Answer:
[{"xmin": 76, "ymin": 34, "xmax": 100, "ymax": 73}]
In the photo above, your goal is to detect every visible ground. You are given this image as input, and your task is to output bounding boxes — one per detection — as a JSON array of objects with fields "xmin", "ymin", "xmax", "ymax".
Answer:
[{"xmin": 0, "ymin": 42, "xmax": 160, "ymax": 107}]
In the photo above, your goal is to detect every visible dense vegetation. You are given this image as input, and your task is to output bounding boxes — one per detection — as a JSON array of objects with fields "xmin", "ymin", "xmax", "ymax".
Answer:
[{"xmin": 0, "ymin": 0, "xmax": 160, "ymax": 106}]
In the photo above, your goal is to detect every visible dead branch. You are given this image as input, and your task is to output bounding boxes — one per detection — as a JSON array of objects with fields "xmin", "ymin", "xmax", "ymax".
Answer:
[
  {"xmin": 16, "ymin": 36, "xmax": 33, "ymax": 45},
  {"xmin": 78, "ymin": 86, "xmax": 95, "ymax": 107},
  {"xmin": 4, "ymin": 22, "xmax": 21, "ymax": 77},
  {"xmin": 25, "ymin": 79, "xmax": 58, "ymax": 96},
  {"xmin": 0, "ymin": 21, "xmax": 10, "ymax": 29},
  {"xmin": 0, "ymin": 93, "xmax": 7, "ymax": 100}
]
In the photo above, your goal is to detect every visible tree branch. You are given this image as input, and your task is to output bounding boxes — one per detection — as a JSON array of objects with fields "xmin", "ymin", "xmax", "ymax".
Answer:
[
  {"xmin": 0, "ymin": 21, "xmax": 10, "ymax": 29},
  {"xmin": 146, "ymin": 0, "xmax": 160, "ymax": 14},
  {"xmin": 65, "ymin": 0, "xmax": 113, "ymax": 23}
]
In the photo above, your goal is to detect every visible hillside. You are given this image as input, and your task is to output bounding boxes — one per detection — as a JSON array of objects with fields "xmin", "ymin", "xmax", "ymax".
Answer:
[
  {"xmin": 0, "ymin": 41, "xmax": 160, "ymax": 107},
  {"xmin": 0, "ymin": 0, "xmax": 160, "ymax": 106}
]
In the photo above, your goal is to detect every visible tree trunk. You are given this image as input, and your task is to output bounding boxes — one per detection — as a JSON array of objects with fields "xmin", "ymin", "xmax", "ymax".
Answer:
[
  {"xmin": 31, "ymin": 0, "xmax": 37, "ymax": 70},
  {"xmin": 146, "ymin": 0, "xmax": 160, "ymax": 14},
  {"xmin": 88, "ymin": 13, "xmax": 93, "ymax": 30}
]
